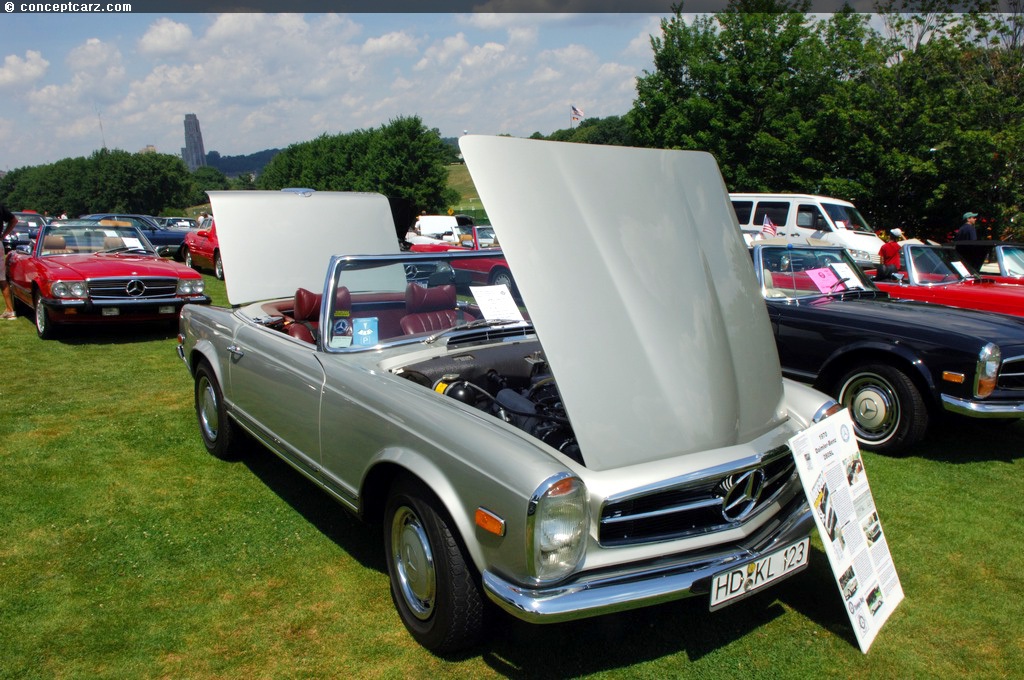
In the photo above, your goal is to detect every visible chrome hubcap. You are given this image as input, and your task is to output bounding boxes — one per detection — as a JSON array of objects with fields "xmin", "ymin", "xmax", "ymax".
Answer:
[
  {"xmin": 391, "ymin": 506, "xmax": 435, "ymax": 620},
  {"xmin": 843, "ymin": 375, "xmax": 898, "ymax": 442},
  {"xmin": 198, "ymin": 377, "xmax": 219, "ymax": 441}
]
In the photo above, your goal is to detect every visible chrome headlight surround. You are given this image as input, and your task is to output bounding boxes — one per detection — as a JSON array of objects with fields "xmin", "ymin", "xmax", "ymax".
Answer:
[
  {"xmin": 49, "ymin": 280, "xmax": 88, "ymax": 299},
  {"xmin": 177, "ymin": 279, "xmax": 206, "ymax": 295},
  {"xmin": 526, "ymin": 472, "xmax": 589, "ymax": 584},
  {"xmin": 975, "ymin": 343, "xmax": 1001, "ymax": 398}
]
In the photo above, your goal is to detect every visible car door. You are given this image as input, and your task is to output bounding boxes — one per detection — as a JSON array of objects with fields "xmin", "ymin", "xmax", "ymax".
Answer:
[
  {"xmin": 227, "ymin": 321, "xmax": 326, "ymax": 481},
  {"xmin": 764, "ymin": 298, "xmax": 839, "ymax": 384}
]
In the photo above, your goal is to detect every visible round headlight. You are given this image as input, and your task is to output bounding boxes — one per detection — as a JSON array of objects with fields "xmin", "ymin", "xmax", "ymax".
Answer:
[{"xmin": 528, "ymin": 474, "xmax": 588, "ymax": 583}]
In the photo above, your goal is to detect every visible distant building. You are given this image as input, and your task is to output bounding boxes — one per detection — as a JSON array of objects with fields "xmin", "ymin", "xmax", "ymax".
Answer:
[
  {"xmin": 182, "ymin": 113, "xmax": 207, "ymax": 171},
  {"xmin": 140, "ymin": 145, "xmax": 157, "ymax": 154}
]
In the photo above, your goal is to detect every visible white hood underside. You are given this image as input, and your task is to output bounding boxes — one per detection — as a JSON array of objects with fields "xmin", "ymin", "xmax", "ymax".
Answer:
[{"xmin": 460, "ymin": 136, "xmax": 786, "ymax": 471}]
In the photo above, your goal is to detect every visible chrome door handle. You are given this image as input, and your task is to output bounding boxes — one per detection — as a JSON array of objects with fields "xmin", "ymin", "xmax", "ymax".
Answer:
[{"xmin": 227, "ymin": 344, "xmax": 244, "ymax": 359}]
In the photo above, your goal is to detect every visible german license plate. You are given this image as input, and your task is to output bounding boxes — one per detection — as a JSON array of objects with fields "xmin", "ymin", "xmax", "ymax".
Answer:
[{"xmin": 709, "ymin": 537, "xmax": 810, "ymax": 611}]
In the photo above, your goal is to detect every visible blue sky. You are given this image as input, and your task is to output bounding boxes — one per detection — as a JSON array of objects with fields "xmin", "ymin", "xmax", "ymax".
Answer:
[{"xmin": 1, "ymin": 13, "xmax": 665, "ymax": 170}]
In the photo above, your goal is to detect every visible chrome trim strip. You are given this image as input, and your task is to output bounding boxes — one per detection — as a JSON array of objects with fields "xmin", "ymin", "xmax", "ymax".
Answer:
[{"xmin": 941, "ymin": 394, "xmax": 1024, "ymax": 417}]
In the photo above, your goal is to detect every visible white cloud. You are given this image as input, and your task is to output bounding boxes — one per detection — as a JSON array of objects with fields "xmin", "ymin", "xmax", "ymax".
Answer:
[
  {"xmin": 138, "ymin": 18, "xmax": 194, "ymax": 57},
  {"xmin": 0, "ymin": 50, "xmax": 49, "ymax": 88},
  {"xmin": 361, "ymin": 31, "xmax": 419, "ymax": 57},
  {"xmin": 2, "ymin": 12, "xmax": 660, "ymax": 167}
]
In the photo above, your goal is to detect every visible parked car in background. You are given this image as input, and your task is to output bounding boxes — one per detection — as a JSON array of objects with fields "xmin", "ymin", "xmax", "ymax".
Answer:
[
  {"xmin": 414, "ymin": 213, "xmax": 475, "ymax": 240},
  {"xmin": 177, "ymin": 139, "xmax": 841, "ymax": 653},
  {"xmin": 870, "ymin": 241, "xmax": 1024, "ymax": 317},
  {"xmin": 2, "ymin": 211, "xmax": 46, "ymax": 250},
  {"xmin": 183, "ymin": 219, "xmax": 223, "ymax": 279},
  {"xmin": 80, "ymin": 213, "xmax": 191, "ymax": 261},
  {"xmin": 409, "ymin": 222, "xmax": 517, "ymax": 294},
  {"xmin": 751, "ymin": 240, "xmax": 1024, "ymax": 454},
  {"xmin": 952, "ymin": 240, "xmax": 1024, "ymax": 284},
  {"xmin": 731, "ymin": 193, "xmax": 884, "ymax": 267},
  {"xmin": 159, "ymin": 216, "xmax": 199, "ymax": 230},
  {"xmin": 7, "ymin": 219, "xmax": 209, "ymax": 338}
]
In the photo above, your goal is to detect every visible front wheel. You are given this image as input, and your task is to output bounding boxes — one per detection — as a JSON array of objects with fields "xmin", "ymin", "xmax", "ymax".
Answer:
[
  {"xmin": 384, "ymin": 478, "xmax": 484, "ymax": 654},
  {"xmin": 488, "ymin": 267, "xmax": 518, "ymax": 298},
  {"xmin": 184, "ymin": 247, "xmax": 196, "ymax": 270},
  {"xmin": 194, "ymin": 361, "xmax": 242, "ymax": 460},
  {"xmin": 836, "ymin": 363, "xmax": 928, "ymax": 455},
  {"xmin": 214, "ymin": 252, "xmax": 224, "ymax": 280},
  {"xmin": 34, "ymin": 291, "xmax": 56, "ymax": 340}
]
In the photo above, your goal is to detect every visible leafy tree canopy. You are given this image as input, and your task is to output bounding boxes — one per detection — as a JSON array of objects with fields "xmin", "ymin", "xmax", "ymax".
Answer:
[{"xmin": 257, "ymin": 116, "xmax": 459, "ymax": 213}]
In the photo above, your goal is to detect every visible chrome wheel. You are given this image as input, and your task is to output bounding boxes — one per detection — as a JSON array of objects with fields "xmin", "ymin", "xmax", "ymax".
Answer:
[
  {"xmin": 34, "ymin": 292, "xmax": 54, "ymax": 339},
  {"xmin": 214, "ymin": 252, "xmax": 224, "ymax": 280},
  {"xmin": 836, "ymin": 363, "xmax": 927, "ymax": 455},
  {"xmin": 197, "ymin": 373, "xmax": 220, "ymax": 444},
  {"xmin": 193, "ymin": 361, "xmax": 241, "ymax": 460},
  {"xmin": 390, "ymin": 505, "xmax": 436, "ymax": 620}
]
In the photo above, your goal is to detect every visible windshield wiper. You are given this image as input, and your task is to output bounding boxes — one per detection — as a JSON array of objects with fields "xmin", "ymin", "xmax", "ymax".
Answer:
[{"xmin": 424, "ymin": 318, "xmax": 528, "ymax": 344}]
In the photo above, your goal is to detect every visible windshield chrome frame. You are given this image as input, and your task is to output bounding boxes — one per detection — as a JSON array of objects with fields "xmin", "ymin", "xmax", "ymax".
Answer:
[
  {"xmin": 752, "ymin": 244, "xmax": 878, "ymax": 302},
  {"xmin": 320, "ymin": 251, "xmax": 531, "ymax": 354}
]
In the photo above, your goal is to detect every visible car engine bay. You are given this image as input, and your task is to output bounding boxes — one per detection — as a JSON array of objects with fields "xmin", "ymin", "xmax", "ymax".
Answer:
[{"xmin": 393, "ymin": 341, "xmax": 583, "ymax": 465}]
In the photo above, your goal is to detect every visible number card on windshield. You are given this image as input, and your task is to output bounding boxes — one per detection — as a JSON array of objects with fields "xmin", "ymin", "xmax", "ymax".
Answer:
[{"xmin": 788, "ymin": 410, "xmax": 904, "ymax": 653}]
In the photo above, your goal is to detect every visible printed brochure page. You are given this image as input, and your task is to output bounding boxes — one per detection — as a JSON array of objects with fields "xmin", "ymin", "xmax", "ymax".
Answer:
[{"xmin": 789, "ymin": 409, "xmax": 904, "ymax": 653}]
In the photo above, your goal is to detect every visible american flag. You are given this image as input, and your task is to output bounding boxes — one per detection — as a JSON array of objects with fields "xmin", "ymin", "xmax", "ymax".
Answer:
[
  {"xmin": 761, "ymin": 215, "xmax": 777, "ymax": 237},
  {"xmin": 571, "ymin": 104, "xmax": 584, "ymax": 120}
]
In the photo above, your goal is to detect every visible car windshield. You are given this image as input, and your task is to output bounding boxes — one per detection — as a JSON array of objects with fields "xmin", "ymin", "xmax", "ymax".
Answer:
[
  {"xmin": 757, "ymin": 246, "xmax": 874, "ymax": 299},
  {"xmin": 822, "ymin": 203, "xmax": 874, "ymax": 234},
  {"xmin": 905, "ymin": 245, "xmax": 972, "ymax": 285},
  {"xmin": 37, "ymin": 223, "xmax": 157, "ymax": 257},
  {"xmin": 318, "ymin": 252, "xmax": 527, "ymax": 351},
  {"xmin": 1000, "ymin": 245, "xmax": 1024, "ymax": 277}
]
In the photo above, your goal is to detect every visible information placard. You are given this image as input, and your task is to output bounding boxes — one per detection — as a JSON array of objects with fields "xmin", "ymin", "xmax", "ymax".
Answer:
[{"xmin": 789, "ymin": 410, "xmax": 904, "ymax": 653}]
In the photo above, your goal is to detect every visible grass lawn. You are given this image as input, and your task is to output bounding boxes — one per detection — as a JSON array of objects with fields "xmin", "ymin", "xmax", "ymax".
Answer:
[{"xmin": 1, "ymin": 275, "xmax": 1022, "ymax": 678}]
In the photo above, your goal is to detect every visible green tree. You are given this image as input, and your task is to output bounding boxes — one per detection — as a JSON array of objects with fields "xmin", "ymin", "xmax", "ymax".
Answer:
[
  {"xmin": 257, "ymin": 116, "xmax": 457, "ymax": 213},
  {"xmin": 188, "ymin": 166, "xmax": 231, "ymax": 206}
]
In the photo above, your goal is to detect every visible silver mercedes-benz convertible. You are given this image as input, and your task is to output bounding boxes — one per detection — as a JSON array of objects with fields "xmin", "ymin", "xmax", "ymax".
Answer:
[{"xmin": 176, "ymin": 136, "xmax": 840, "ymax": 653}]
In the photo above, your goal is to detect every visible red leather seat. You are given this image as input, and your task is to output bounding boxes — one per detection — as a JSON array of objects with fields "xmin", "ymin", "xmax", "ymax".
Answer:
[
  {"xmin": 399, "ymin": 284, "xmax": 476, "ymax": 335},
  {"xmin": 287, "ymin": 288, "xmax": 322, "ymax": 344}
]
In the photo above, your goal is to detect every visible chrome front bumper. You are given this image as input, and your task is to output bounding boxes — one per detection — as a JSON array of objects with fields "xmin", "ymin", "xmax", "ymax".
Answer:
[
  {"xmin": 483, "ymin": 500, "xmax": 814, "ymax": 624},
  {"xmin": 942, "ymin": 394, "xmax": 1024, "ymax": 418}
]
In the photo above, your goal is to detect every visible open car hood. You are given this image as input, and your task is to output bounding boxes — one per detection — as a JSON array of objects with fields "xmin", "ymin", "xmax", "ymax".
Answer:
[
  {"xmin": 207, "ymin": 190, "xmax": 400, "ymax": 305},
  {"xmin": 460, "ymin": 136, "xmax": 786, "ymax": 470}
]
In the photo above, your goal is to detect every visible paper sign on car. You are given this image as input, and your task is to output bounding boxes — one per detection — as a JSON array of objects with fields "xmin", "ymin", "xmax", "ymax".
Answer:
[{"xmin": 788, "ymin": 409, "xmax": 904, "ymax": 653}]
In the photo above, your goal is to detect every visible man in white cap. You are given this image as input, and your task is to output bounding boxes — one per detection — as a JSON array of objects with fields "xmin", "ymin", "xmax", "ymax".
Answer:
[{"xmin": 954, "ymin": 211, "xmax": 979, "ymax": 241}]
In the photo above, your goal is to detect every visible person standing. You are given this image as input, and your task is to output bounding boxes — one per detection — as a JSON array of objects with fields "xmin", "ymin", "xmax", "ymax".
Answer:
[
  {"xmin": 954, "ymin": 212, "xmax": 979, "ymax": 241},
  {"xmin": 1, "ymin": 203, "xmax": 20, "ymax": 319}
]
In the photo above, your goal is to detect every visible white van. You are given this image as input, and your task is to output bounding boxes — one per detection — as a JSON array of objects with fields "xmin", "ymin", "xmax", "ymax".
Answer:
[{"xmin": 730, "ymin": 193, "xmax": 883, "ymax": 265}]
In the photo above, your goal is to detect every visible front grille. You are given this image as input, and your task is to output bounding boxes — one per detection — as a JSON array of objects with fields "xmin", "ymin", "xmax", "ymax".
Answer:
[
  {"xmin": 88, "ymin": 277, "xmax": 179, "ymax": 300},
  {"xmin": 599, "ymin": 446, "xmax": 798, "ymax": 546},
  {"xmin": 997, "ymin": 356, "xmax": 1024, "ymax": 390}
]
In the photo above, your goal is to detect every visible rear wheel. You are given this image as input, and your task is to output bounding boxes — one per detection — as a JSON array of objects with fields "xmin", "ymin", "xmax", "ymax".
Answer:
[
  {"xmin": 34, "ymin": 291, "xmax": 56, "ymax": 340},
  {"xmin": 384, "ymin": 477, "xmax": 484, "ymax": 654},
  {"xmin": 836, "ymin": 363, "xmax": 927, "ymax": 455},
  {"xmin": 194, "ymin": 360, "xmax": 242, "ymax": 460}
]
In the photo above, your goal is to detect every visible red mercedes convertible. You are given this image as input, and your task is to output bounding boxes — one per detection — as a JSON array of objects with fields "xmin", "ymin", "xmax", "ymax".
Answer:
[
  {"xmin": 872, "ymin": 242, "xmax": 1024, "ymax": 317},
  {"xmin": 6, "ymin": 219, "xmax": 210, "ymax": 339}
]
